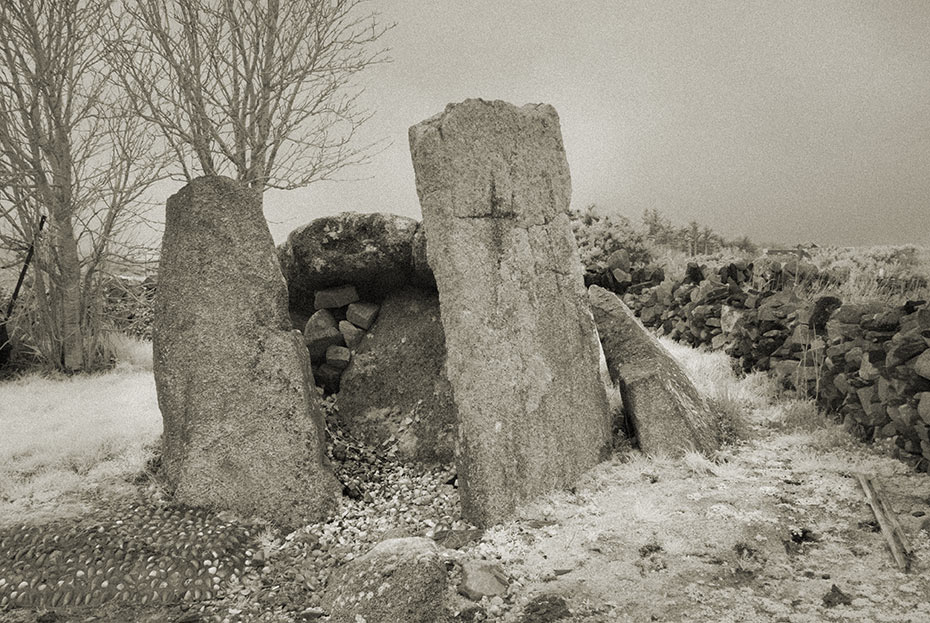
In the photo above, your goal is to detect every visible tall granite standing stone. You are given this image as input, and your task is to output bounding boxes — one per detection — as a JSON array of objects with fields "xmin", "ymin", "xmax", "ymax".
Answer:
[
  {"xmin": 588, "ymin": 285, "xmax": 719, "ymax": 456},
  {"xmin": 409, "ymin": 99, "xmax": 612, "ymax": 527},
  {"xmin": 153, "ymin": 176, "xmax": 337, "ymax": 527}
]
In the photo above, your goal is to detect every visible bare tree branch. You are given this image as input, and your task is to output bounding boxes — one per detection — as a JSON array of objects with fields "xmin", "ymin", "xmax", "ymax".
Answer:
[
  {"xmin": 110, "ymin": 0, "xmax": 391, "ymax": 195},
  {"xmin": 0, "ymin": 0, "xmax": 166, "ymax": 371}
]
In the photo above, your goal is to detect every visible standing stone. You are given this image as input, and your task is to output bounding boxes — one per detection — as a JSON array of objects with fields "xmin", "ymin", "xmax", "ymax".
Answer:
[
  {"xmin": 153, "ymin": 176, "xmax": 337, "ymax": 527},
  {"xmin": 588, "ymin": 285, "xmax": 719, "ymax": 456},
  {"xmin": 409, "ymin": 99, "xmax": 611, "ymax": 526}
]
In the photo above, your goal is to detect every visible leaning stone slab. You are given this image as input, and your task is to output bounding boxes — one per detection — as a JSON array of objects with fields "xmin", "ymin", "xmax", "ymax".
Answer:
[
  {"xmin": 337, "ymin": 287, "xmax": 455, "ymax": 465},
  {"xmin": 588, "ymin": 285, "xmax": 719, "ymax": 456},
  {"xmin": 409, "ymin": 99, "xmax": 612, "ymax": 527},
  {"xmin": 153, "ymin": 176, "xmax": 337, "ymax": 527}
]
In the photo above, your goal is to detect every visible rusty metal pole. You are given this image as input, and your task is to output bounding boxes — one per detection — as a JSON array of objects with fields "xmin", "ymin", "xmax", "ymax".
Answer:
[{"xmin": 1, "ymin": 214, "xmax": 47, "ymax": 367}]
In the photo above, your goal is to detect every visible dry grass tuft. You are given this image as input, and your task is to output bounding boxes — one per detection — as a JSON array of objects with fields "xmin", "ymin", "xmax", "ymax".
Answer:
[
  {"xmin": 0, "ymin": 341, "xmax": 160, "ymax": 525},
  {"xmin": 682, "ymin": 450, "xmax": 718, "ymax": 476},
  {"xmin": 659, "ymin": 337, "xmax": 776, "ymax": 445},
  {"xmin": 104, "ymin": 333, "xmax": 154, "ymax": 372}
]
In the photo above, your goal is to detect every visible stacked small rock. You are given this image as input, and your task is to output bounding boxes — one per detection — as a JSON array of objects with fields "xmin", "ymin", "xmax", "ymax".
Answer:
[{"xmin": 303, "ymin": 284, "xmax": 380, "ymax": 394}]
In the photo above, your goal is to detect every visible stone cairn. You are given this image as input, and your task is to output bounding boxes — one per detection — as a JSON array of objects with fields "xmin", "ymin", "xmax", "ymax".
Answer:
[
  {"xmin": 409, "ymin": 99, "xmax": 613, "ymax": 527},
  {"xmin": 303, "ymin": 284, "xmax": 380, "ymax": 393},
  {"xmin": 278, "ymin": 213, "xmax": 456, "ymax": 466},
  {"xmin": 153, "ymin": 176, "xmax": 337, "ymax": 528},
  {"xmin": 278, "ymin": 212, "xmax": 433, "ymax": 394}
]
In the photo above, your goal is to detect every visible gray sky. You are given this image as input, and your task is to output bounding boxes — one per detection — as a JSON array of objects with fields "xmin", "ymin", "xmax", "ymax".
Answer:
[{"xmin": 252, "ymin": 0, "xmax": 930, "ymax": 246}]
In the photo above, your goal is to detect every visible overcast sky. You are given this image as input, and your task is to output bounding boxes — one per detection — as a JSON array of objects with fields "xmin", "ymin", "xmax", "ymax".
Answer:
[{"xmin": 253, "ymin": 0, "xmax": 930, "ymax": 247}]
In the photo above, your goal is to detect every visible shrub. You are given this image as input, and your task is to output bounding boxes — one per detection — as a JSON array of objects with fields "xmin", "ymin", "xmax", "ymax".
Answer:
[{"xmin": 570, "ymin": 205, "xmax": 653, "ymax": 272}]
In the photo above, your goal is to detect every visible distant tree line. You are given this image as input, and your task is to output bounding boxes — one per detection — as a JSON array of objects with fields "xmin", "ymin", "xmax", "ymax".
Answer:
[
  {"xmin": 640, "ymin": 208, "xmax": 758, "ymax": 257},
  {"xmin": 570, "ymin": 204, "xmax": 759, "ymax": 273}
]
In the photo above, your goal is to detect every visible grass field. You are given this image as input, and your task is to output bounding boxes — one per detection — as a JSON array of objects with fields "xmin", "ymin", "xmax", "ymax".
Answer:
[
  {"xmin": 2, "ymin": 331, "xmax": 930, "ymax": 621},
  {"xmin": 0, "ymin": 336, "xmax": 160, "ymax": 526}
]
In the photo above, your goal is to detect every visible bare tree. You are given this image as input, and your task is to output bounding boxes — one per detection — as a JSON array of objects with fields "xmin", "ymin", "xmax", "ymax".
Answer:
[
  {"xmin": 700, "ymin": 226, "xmax": 714, "ymax": 254},
  {"xmin": 111, "ymin": 0, "xmax": 390, "ymax": 195},
  {"xmin": 0, "ymin": 0, "xmax": 164, "ymax": 371}
]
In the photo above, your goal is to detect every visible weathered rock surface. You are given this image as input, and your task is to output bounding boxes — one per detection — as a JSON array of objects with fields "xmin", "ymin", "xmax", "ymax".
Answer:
[
  {"xmin": 278, "ymin": 212, "xmax": 420, "ymax": 313},
  {"xmin": 915, "ymin": 350, "xmax": 930, "ymax": 381},
  {"xmin": 588, "ymin": 285, "xmax": 719, "ymax": 456},
  {"xmin": 314, "ymin": 284, "xmax": 359, "ymax": 310},
  {"xmin": 411, "ymin": 223, "xmax": 435, "ymax": 288},
  {"xmin": 346, "ymin": 301, "xmax": 380, "ymax": 330},
  {"xmin": 336, "ymin": 287, "xmax": 455, "ymax": 464},
  {"xmin": 321, "ymin": 537, "xmax": 452, "ymax": 623},
  {"xmin": 153, "ymin": 176, "xmax": 337, "ymax": 527},
  {"xmin": 325, "ymin": 345, "xmax": 352, "ymax": 369},
  {"xmin": 458, "ymin": 560, "xmax": 509, "ymax": 601},
  {"xmin": 519, "ymin": 594, "xmax": 572, "ymax": 622},
  {"xmin": 409, "ymin": 99, "xmax": 612, "ymax": 526},
  {"xmin": 338, "ymin": 320, "xmax": 365, "ymax": 348}
]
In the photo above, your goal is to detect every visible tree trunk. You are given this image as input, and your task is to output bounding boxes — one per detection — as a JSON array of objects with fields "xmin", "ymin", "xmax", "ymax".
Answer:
[{"xmin": 52, "ymin": 209, "xmax": 84, "ymax": 371}]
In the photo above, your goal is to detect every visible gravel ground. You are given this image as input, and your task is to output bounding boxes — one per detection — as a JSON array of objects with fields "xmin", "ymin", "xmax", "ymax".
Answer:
[
  {"xmin": 4, "ymin": 398, "xmax": 930, "ymax": 623},
  {"xmin": 0, "ymin": 396, "xmax": 473, "ymax": 623}
]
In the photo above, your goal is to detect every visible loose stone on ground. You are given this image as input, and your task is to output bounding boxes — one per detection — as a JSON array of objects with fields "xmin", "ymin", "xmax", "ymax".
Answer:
[{"xmin": 0, "ymin": 503, "xmax": 255, "ymax": 610}]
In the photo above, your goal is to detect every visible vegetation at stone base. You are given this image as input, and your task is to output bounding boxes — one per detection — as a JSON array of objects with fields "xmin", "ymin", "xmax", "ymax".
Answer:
[
  {"xmin": 660, "ymin": 336, "xmax": 772, "ymax": 444},
  {"xmin": 3, "ymin": 331, "xmax": 930, "ymax": 622},
  {"xmin": 0, "ymin": 335, "xmax": 158, "ymax": 527}
]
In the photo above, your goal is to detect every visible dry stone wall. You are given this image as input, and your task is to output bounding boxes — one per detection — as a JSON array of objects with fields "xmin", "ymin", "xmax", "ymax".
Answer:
[{"xmin": 612, "ymin": 259, "xmax": 930, "ymax": 470}]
